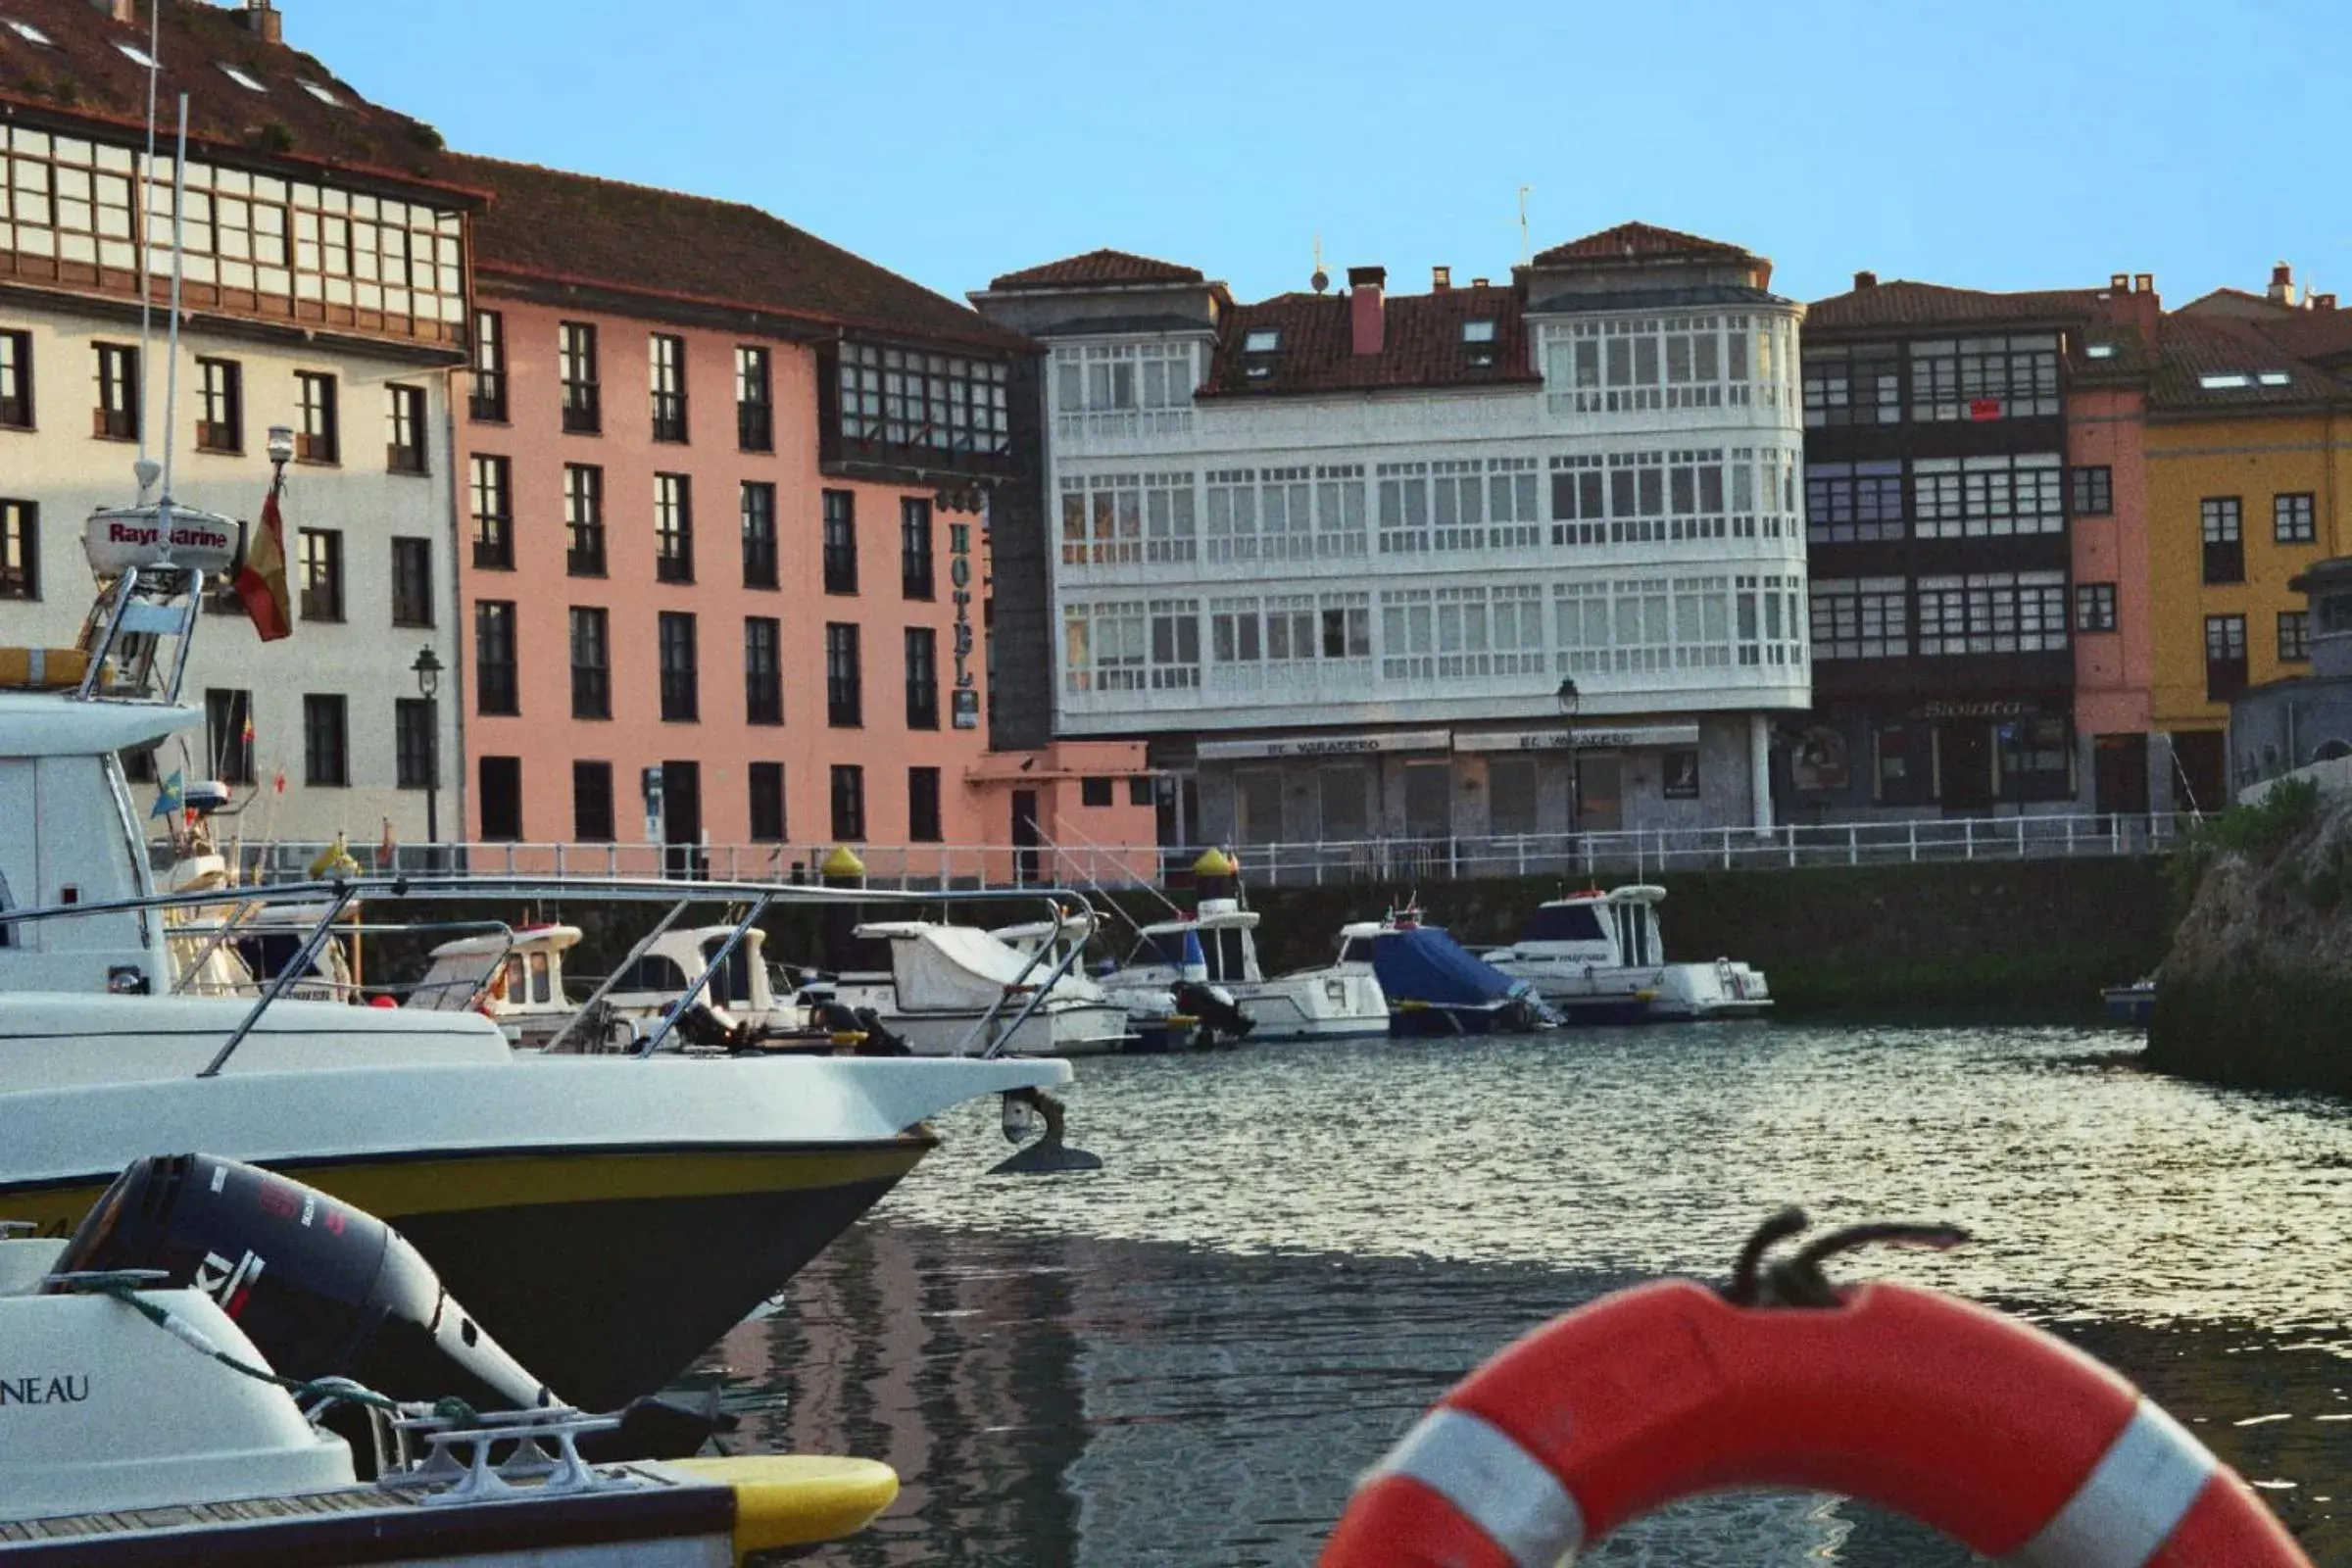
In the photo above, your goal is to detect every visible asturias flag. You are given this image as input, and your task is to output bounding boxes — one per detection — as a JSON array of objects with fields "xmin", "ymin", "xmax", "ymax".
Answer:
[{"xmin": 234, "ymin": 486, "xmax": 292, "ymax": 642}]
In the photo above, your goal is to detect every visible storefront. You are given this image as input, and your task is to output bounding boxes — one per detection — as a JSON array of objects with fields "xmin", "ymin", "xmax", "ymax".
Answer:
[{"xmin": 1782, "ymin": 695, "xmax": 2079, "ymax": 818}]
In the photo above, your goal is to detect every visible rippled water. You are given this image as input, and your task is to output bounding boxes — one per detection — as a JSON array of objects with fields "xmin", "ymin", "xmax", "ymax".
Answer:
[{"xmin": 693, "ymin": 1025, "xmax": 2352, "ymax": 1564}]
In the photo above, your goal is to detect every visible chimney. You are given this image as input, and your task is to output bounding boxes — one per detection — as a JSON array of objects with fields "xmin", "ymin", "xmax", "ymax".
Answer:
[
  {"xmin": 2315, "ymin": 293, "xmax": 2339, "ymax": 313},
  {"xmin": 1432, "ymin": 265, "xmax": 1451, "ymax": 292},
  {"xmin": 87, "ymin": 0, "xmax": 133, "ymax": 21},
  {"xmin": 2133, "ymin": 272, "xmax": 2154, "ymax": 294},
  {"xmin": 242, "ymin": 0, "xmax": 282, "ymax": 42},
  {"xmin": 1348, "ymin": 266, "xmax": 1386, "ymax": 356},
  {"xmin": 1470, "ymin": 277, "xmax": 1490, "ymax": 288},
  {"xmin": 2109, "ymin": 272, "xmax": 2131, "ymax": 292},
  {"xmin": 1852, "ymin": 270, "xmax": 1878, "ymax": 290},
  {"xmin": 2269, "ymin": 261, "xmax": 2297, "ymax": 307}
]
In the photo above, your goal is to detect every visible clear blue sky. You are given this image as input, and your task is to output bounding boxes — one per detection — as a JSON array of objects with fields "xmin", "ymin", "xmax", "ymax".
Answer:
[{"xmin": 294, "ymin": 0, "xmax": 2348, "ymax": 311}]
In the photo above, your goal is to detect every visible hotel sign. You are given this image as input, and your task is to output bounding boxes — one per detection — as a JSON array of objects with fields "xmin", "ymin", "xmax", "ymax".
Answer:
[
  {"xmin": 1197, "ymin": 729, "xmax": 1451, "ymax": 761},
  {"xmin": 1455, "ymin": 724, "xmax": 1701, "ymax": 753},
  {"xmin": 949, "ymin": 522, "xmax": 979, "ymax": 729}
]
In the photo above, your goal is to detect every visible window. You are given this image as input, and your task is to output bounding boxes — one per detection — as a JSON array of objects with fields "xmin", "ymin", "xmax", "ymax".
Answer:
[
  {"xmin": 822, "ymin": 490, "xmax": 858, "ymax": 593},
  {"xmin": 2275, "ymin": 492, "xmax": 2317, "ymax": 544},
  {"xmin": 2279, "ymin": 611, "xmax": 2311, "ymax": 662},
  {"xmin": 745, "ymin": 616, "xmax": 782, "ymax": 725},
  {"xmin": 658, "ymin": 611, "xmax": 699, "ymax": 721},
  {"xmin": 469, "ymin": 309, "xmax": 508, "ymax": 421},
  {"xmin": 1129, "ymin": 776, "xmax": 1153, "ymax": 807},
  {"xmin": 2204, "ymin": 613, "xmax": 2248, "ymax": 701},
  {"xmin": 736, "ymin": 346, "xmax": 772, "ymax": 452},
  {"xmin": 1062, "ymin": 598, "xmax": 1203, "ymax": 694},
  {"xmin": 1912, "ymin": 571, "xmax": 2068, "ymax": 657},
  {"xmin": 564, "ymin": 464, "xmax": 606, "ymax": 576},
  {"xmin": 394, "ymin": 698, "xmax": 435, "ymax": 788},
  {"xmin": 823, "ymin": 622, "xmax": 866, "ymax": 726},
  {"xmin": 1910, "ymin": 453, "xmax": 2066, "ymax": 539},
  {"xmin": 560, "ymin": 321, "xmax": 600, "ymax": 433},
  {"xmin": 205, "ymin": 688, "xmax": 255, "ymax": 785},
  {"xmin": 1997, "ymin": 717, "xmax": 2074, "ymax": 801},
  {"xmin": 901, "ymin": 497, "xmax": 935, "ymax": 599},
  {"xmin": 298, "ymin": 527, "xmax": 343, "ymax": 621},
  {"xmin": 573, "ymin": 760, "xmax": 615, "ymax": 842},
  {"xmin": 749, "ymin": 761, "xmax": 787, "ymax": 842},
  {"xmin": 195, "ymin": 357, "xmax": 242, "ymax": 452},
  {"xmin": 1907, "ymin": 333, "xmax": 2060, "ymax": 421},
  {"xmin": 474, "ymin": 601, "xmax": 517, "ymax": 715},
  {"xmin": 655, "ymin": 473, "xmax": 694, "ymax": 582},
  {"xmin": 295, "ymin": 370, "xmax": 337, "ymax": 463},
  {"xmin": 2201, "ymin": 498, "xmax": 2243, "ymax": 584},
  {"xmin": 302, "ymin": 694, "xmax": 348, "ymax": 786},
  {"xmin": 0, "ymin": 331, "xmax": 30, "ymax": 428},
  {"xmin": 1080, "ymin": 776, "xmax": 1114, "ymax": 808},
  {"xmin": 906, "ymin": 766, "xmax": 942, "ymax": 843},
  {"xmin": 741, "ymin": 482, "xmax": 777, "ymax": 588},
  {"xmin": 2076, "ymin": 582, "xmax": 2118, "ymax": 633},
  {"xmin": 469, "ymin": 455, "xmax": 514, "ymax": 569},
  {"xmin": 2071, "ymin": 466, "xmax": 2113, "ymax": 516},
  {"xmin": 478, "ymin": 757, "xmax": 523, "ymax": 842},
  {"xmin": 1805, "ymin": 460, "xmax": 1905, "ymax": 542},
  {"xmin": 1808, "ymin": 577, "xmax": 1909, "ymax": 661},
  {"xmin": 1243, "ymin": 328, "xmax": 1280, "ymax": 354},
  {"xmin": 94, "ymin": 343, "xmax": 138, "ymax": 440},
  {"xmin": 905, "ymin": 626, "xmax": 939, "ymax": 729},
  {"xmin": 569, "ymin": 607, "xmax": 611, "ymax": 719},
  {"xmin": 386, "ymin": 383, "xmax": 427, "ymax": 473},
  {"xmin": 650, "ymin": 333, "xmax": 687, "ymax": 442},
  {"xmin": 838, "ymin": 341, "xmax": 1011, "ymax": 458},
  {"xmin": 830, "ymin": 764, "xmax": 866, "ymax": 841},
  {"xmin": 0, "ymin": 501, "xmax": 36, "ymax": 601},
  {"xmin": 1800, "ymin": 343, "xmax": 1900, "ymax": 427}
]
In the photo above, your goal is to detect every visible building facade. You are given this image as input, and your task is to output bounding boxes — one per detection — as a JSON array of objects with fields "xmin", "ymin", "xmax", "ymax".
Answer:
[
  {"xmin": 0, "ymin": 0, "xmax": 469, "ymax": 845},
  {"xmin": 973, "ymin": 224, "xmax": 1810, "ymax": 858},
  {"xmin": 2146, "ymin": 271, "xmax": 2352, "ymax": 811},
  {"xmin": 448, "ymin": 155, "xmax": 1150, "ymax": 874},
  {"xmin": 1792, "ymin": 275, "xmax": 2119, "ymax": 819},
  {"xmin": 2067, "ymin": 283, "xmax": 2161, "ymax": 814}
]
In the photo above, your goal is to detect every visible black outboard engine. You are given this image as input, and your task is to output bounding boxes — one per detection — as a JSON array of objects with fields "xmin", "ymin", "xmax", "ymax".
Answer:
[
  {"xmin": 1173, "ymin": 981, "xmax": 1253, "ymax": 1044},
  {"xmin": 48, "ymin": 1154, "xmax": 724, "ymax": 1463}
]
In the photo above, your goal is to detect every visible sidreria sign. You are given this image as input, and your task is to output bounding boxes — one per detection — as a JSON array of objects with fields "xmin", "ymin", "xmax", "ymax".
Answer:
[{"xmin": 83, "ymin": 505, "xmax": 242, "ymax": 577}]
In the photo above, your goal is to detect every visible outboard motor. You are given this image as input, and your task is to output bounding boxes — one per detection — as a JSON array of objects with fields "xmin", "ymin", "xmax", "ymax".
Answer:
[
  {"xmin": 48, "ymin": 1154, "xmax": 723, "ymax": 1463},
  {"xmin": 1173, "ymin": 980, "xmax": 1253, "ymax": 1044}
]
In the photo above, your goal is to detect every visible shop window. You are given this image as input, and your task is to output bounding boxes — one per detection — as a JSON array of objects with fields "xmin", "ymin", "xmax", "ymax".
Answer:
[
  {"xmin": 1873, "ymin": 723, "xmax": 1932, "ymax": 807},
  {"xmin": 1997, "ymin": 718, "xmax": 2073, "ymax": 800}
]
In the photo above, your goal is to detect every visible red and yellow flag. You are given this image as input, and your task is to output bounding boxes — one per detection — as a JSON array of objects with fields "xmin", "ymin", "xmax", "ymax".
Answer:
[{"xmin": 235, "ymin": 486, "xmax": 292, "ymax": 642}]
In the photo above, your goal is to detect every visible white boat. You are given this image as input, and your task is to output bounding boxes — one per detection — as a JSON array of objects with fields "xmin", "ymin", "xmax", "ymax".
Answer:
[
  {"xmin": 0, "ymin": 517, "xmax": 1086, "ymax": 1408},
  {"xmin": 829, "ymin": 920, "xmax": 1135, "ymax": 1056},
  {"xmin": 1484, "ymin": 885, "xmax": 1772, "ymax": 1022},
  {"xmin": 989, "ymin": 909, "xmax": 1234, "ymax": 1053},
  {"xmin": 0, "ymin": 1173, "xmax": 898, "ymax": 1563},
  {"xmin": 1121, "ymin": 898, "xmax": 1390, "ymax": 1043}
]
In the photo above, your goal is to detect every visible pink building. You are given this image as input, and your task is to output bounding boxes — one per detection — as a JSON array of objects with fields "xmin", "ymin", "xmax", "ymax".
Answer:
[
  {"xmin": 446, "ymin": 156, "xmax": 1150, "ymax": 876},
  {"xmin": 2071, "ymin": 277, "xmax": 2160, "ymax": 812}
]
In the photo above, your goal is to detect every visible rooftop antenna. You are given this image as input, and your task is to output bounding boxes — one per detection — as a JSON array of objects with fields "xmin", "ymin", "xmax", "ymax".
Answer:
[
  {"xmin": 1517, "ymin": 185, "xmax": 1533, "ymax": 265},
  {"xmin": 160, "ymin": 92, "xmax": 189, "ymax": 510},
  {"xmin": 133, "ymin": 0, "xmax": 164, "ymax": 501},
  {"xmin": 1311, "ymin": 232, "xmax": 1328, "ymax": 294}
]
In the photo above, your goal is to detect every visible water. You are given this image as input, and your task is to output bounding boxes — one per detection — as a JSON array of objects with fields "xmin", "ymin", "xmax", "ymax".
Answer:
[{"xmin": 693, "ymin": 1025, "xmax": 2352, "ymax": 1564}]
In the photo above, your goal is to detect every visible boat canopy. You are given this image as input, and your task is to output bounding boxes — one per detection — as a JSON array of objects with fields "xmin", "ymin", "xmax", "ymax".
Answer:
[
  {"xmin": 858, "ymin": 922, "xmax": 1105, "ymax": 1009},
  {"xmin": 426, "ymin": 925, "xmax": 583, "ymax": 961},
  {"xmin": 0, "ymin": 690, "xmax": 201, "ymax": 758},
  {"xmin": 1371, "ymin": 926, "xmax": 1529, "ymax": 1009}
]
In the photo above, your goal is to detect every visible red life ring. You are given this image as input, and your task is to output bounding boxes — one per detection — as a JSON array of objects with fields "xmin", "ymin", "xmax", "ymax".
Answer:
[{"xmin": 1321, "ymin": 1277, "xmax": 2308, "ymax": 1567}]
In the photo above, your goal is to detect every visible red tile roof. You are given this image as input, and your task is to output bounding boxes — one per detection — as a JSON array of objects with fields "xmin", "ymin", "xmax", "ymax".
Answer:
[
  {"xmin": 1806, "ymin": 279, "xmax": 2105, "ymax": 331},
  {"xmin": 449, "ymin": 153, "xmax": 1027, "ymax": 352},
  {"xmin": 988, "ymin": 248, "xmax": 1205, "ymax": 292},
  {"xmin": 2149, "ymin": 313, "xmax": 2347, "ymax": 410},
  {"xmin": 1198, "ymin": 284, "xmax": 1535, "ymax": 399},
  {"xmin": 1532, "ymin": 221, "xmax": 1755, "ymax": 268},
  {"xmin": 0, "ymin": 0, "xmax": 473, "ymax": 196}
]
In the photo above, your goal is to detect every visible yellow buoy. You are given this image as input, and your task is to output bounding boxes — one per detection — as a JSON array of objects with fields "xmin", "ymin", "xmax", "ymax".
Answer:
[
  {"xmin": 1192, "ymin": 845, "xmax": 1237, "ymax": 879},
  {"xmin": 819, "ymin": 844, "xmax": 866, "ymax": 880}
]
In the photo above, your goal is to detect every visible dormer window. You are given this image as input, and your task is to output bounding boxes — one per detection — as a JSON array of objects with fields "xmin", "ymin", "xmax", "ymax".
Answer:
[
  {"xmin": 1462, "ymin": 318, "xmax": 1498, "ymax": 368},
  {"xmin": 2258, "ymin": 370, "xmax": 2292, "ymax": 387},
  {"xmin": 113, "ymin": 40, "xmax": 157, "ymax": 68},
  {"xmin": 2199, "ymin": 372, "xmax": 2250, "ymax": 389},
  {"xmin": 220, "ymin": 65, "xmax": 268, "ymax": 92},
  {"xmin": 1243, "ymin": 328, "xmax": 1281, "ymax": 354},
  {"xmin": 2084, "ymin": 342, "xmax": 2117, "ymax": 360}
]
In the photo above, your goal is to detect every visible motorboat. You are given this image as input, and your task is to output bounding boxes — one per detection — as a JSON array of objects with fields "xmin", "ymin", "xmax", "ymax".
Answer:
[
  {"xmin": 0, "ymin": 1154, "xmax": 899, "ymax": 1563},
  {"xmin": 1339, "ymin": 909, "xmax": 1559, "ymax": 1036},
  {"xmin": 1484, "ymin": 885, "xmax": 1771, "ymax": 1022},
  {"xmin": 822, "ymin": 919, "xmax": 1135, "ymax": 1056},
  {"xmin": 0, "ymin": 518, "xmax": 1094, "ymax": 1409},
  {"xmin": 2102, "ymin": 976, "xmax": 2156, "ymax": 1025},
  {"xmin": 1120, "ymin": 903, "xmax": 1388, "ymax": 1043},
  {"xmin": 991, "ymin": 908, "xmax": 1246, "ymax": 1052}
]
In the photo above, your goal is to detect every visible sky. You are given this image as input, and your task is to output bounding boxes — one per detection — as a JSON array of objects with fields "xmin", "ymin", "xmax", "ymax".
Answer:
[{"xmin": 292, "ymin": 0, "xmax": 2350, "ymax": 311}]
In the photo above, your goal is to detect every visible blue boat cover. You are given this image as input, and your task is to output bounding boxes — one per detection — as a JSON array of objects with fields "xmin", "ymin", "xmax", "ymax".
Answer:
[{"xmin": 1371, "ymin": 927, "xmax": 1526, "ymax": 1010}]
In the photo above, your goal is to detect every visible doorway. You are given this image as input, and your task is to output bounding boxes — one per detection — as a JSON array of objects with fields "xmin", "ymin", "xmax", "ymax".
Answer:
[
  {"xmin": 1575, "ymin": 755, "xmax": 1622, "ymax": 833},
  {"xmin": 662, "ymin": 760, "xmax": 703, "ymax": 878},
  {"xmin": 2092, "ymin": 734, "xmax": 2150, "ymax": 816},
  {"xmin": 1011, "ymin": 789, "xmax": 1041, "ymax": 884},
  {"xmin": 1937, "ymin": 722, "xmax": 1994, "ymax": 813}
]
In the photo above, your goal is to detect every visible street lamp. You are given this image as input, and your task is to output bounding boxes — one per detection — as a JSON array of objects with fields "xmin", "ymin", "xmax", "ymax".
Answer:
[
  {"xmin": 411, "ymin": 647, "xmax": 443, "ymax": 858},
  {"xmin": 266, "ymin": 424, "xmax": 296, "ymax": 468},
  {"xmin": 1555, "ymin": 677, "xmax": 1583, "ymax": 837}
]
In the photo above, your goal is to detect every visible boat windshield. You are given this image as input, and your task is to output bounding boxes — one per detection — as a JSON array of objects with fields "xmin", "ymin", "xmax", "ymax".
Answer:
[
  {"xmin": 1525, "ymin": 904, "xmax": 1608, "ymax": 943},
  {"xmin": 614, "ymin": 954, "xmax": 691, "ymax": 994},
  {"xmin": 1338, "ymin": 938, "xmax": 1376, "ymax": 964},
  {"xmin": 1138, "ymin": 931, "xmax": 1191, "ymax": 968}
]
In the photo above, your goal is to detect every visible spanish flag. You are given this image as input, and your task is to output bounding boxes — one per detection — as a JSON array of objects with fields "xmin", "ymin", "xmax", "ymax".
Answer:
[{"xmin": 235, "ymin": 484, "xmax": 292, "ymax": 642}]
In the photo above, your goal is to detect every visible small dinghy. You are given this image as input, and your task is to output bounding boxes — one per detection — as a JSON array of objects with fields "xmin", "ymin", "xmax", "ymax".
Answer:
[{"xmin": 0, "ymin": 1153, "xmax": 898, "ymax": 1564}]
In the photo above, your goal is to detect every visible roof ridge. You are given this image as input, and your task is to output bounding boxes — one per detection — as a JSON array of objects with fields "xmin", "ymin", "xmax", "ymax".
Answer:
[{"xmin": 448, "ymin": 151, "xmax": 779, "ymax": 224}]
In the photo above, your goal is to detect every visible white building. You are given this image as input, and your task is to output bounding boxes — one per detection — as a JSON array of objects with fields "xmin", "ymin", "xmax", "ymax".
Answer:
[
  {"xmin": 0, "ymin": 0, "xmax": 471, "ymax": 847},
  {"xmin": 972, "ymin": 224, "xmax": 1811, "ymax": 855}
]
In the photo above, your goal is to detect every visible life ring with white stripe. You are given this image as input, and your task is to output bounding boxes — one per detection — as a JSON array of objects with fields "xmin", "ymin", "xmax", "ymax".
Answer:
[{"xmin": 1321, "ymin": 1214, "xmax": 2309, "ymax": 1568}]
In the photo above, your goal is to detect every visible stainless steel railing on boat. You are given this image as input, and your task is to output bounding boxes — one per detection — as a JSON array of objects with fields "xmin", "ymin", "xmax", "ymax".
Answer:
[{"xmin": 0, "ymin": 873, "xmax": 1106, "ymax": 1075}]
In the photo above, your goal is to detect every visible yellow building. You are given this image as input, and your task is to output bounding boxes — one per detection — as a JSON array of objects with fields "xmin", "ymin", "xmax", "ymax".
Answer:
[{"xmin": 2145, "ymin": 297, "xmax": 2352, "ymax": 810}]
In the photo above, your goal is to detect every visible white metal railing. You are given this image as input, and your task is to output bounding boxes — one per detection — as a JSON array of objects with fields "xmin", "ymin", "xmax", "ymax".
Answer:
[{"xmin": 186, "ymin": 812, "xmax": 2185, "ymax": 895}]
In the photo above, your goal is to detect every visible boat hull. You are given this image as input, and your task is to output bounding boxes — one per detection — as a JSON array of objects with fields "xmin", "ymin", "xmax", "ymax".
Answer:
[{"xmin": 1229, "ymin": 976, "xmax": 1391, "ymax": 1043}]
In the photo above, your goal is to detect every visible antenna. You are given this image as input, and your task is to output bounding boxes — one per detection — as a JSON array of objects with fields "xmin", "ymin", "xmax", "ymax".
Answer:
[
  {"xmin": 160, "ymin": 93, "xmax": 189, "ymax": 509},
  {"xmin": 134, "ymin": 0, "xmax": 163, "ymax": 493},
  {"xmin": 1311, "ymin": 232, "xmax": 1328, "ymax": 295},
  {"xmin": 1517, "ymin": 185, "xmax": 1533, "ymax": 265}
]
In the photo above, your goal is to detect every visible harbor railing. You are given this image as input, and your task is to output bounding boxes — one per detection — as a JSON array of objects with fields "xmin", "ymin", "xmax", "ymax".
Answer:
[{"xmin": 189, "ymin": 810, "xmax": 2185, "ymax": 894}]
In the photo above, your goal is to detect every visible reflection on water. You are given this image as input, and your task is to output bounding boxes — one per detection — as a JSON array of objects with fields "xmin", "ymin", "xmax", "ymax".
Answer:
[{"xmin": 696, "ymin": 1026, "xmax": 2352, "ymax": 1564}]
